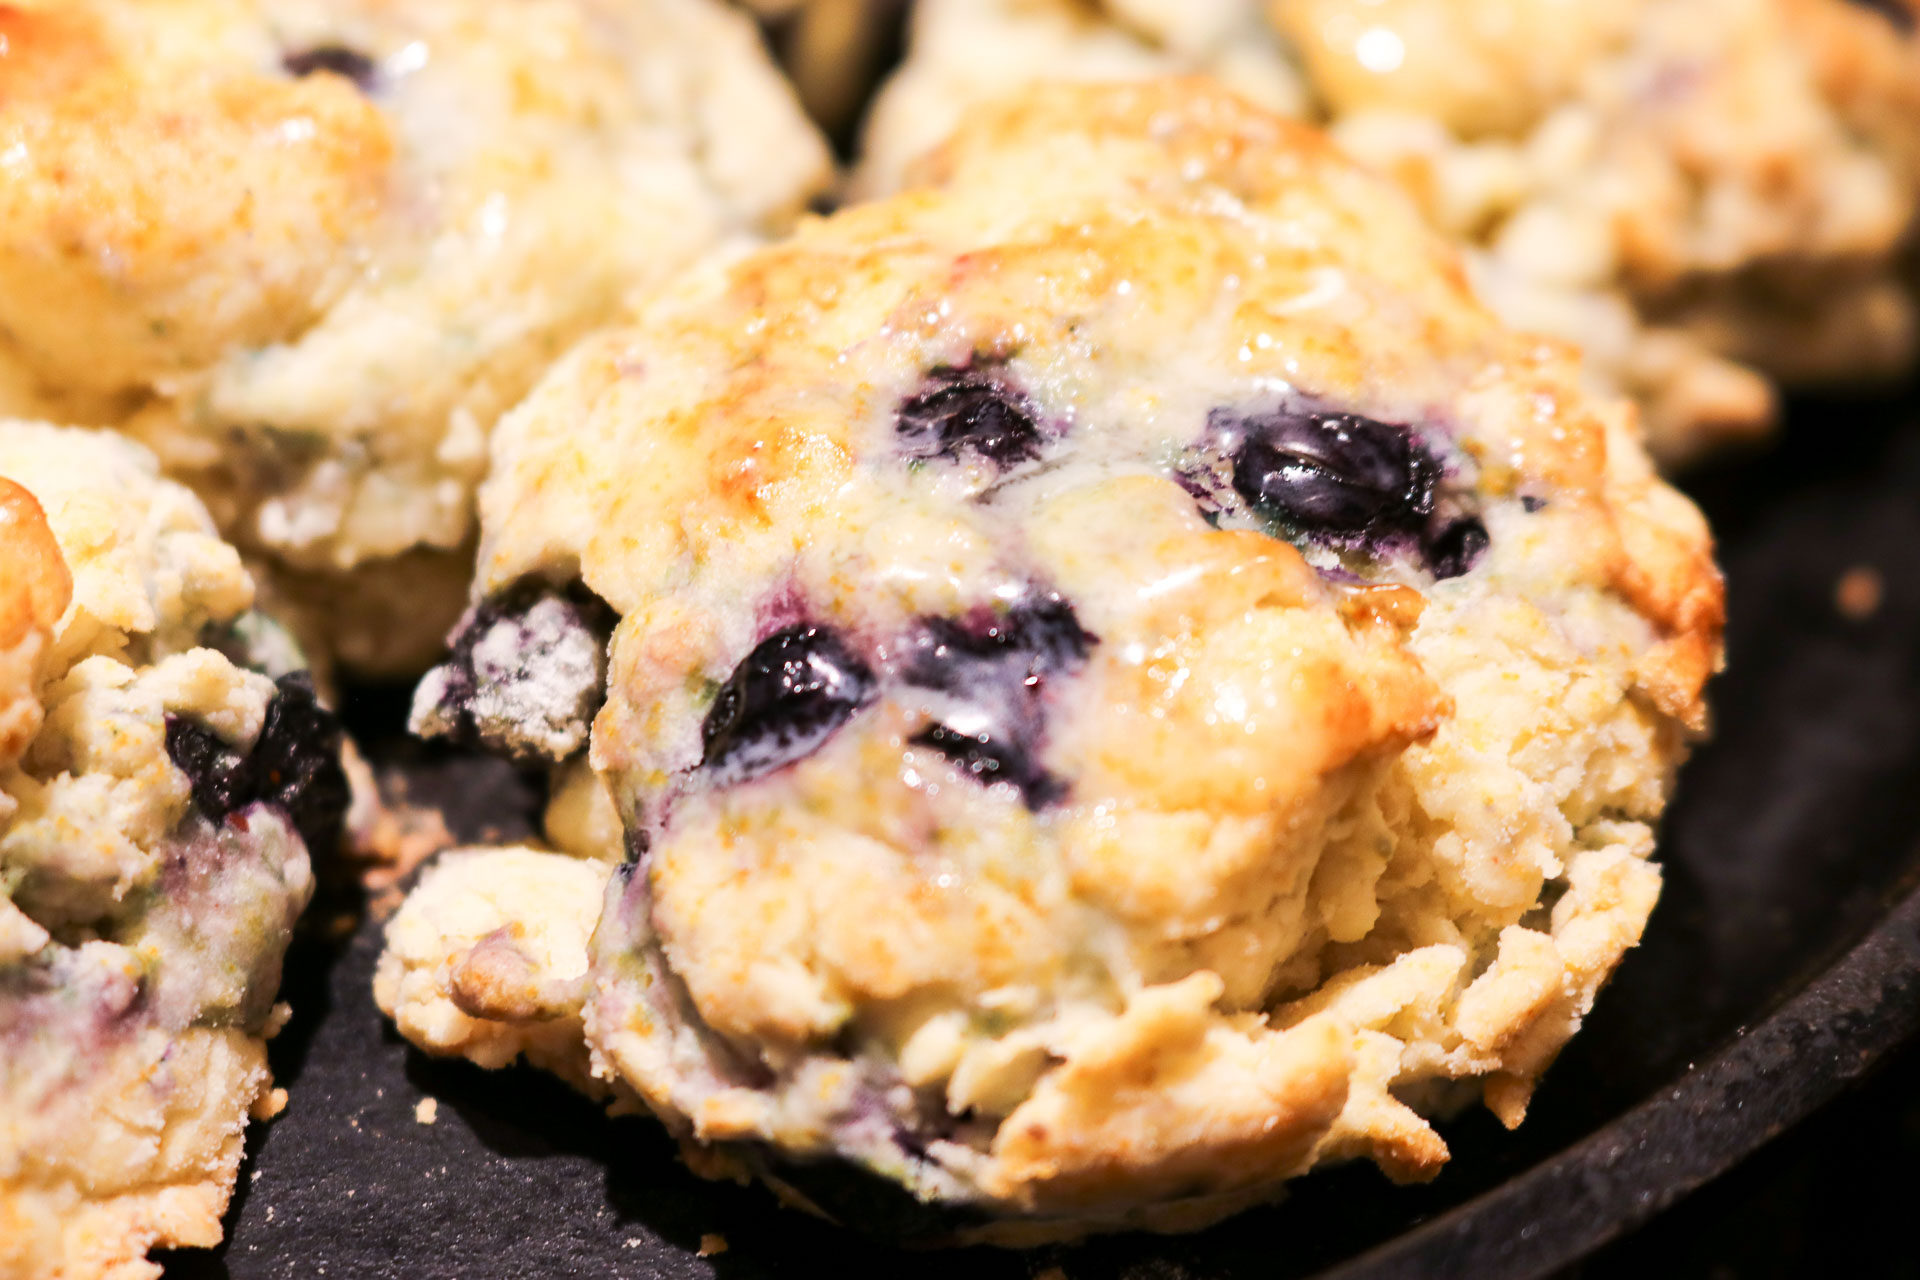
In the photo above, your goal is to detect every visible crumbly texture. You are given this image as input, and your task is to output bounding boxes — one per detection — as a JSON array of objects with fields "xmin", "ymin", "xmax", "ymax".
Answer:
[
  {"xmin": 374, "ymin": 845, "xmax": 617, "ymax": 1096},
  {"xmin": 857, "ymin": 0, "xmax": 1920, "ymax": 465},
  {"xmin": 0, "ymin": 425, "xmax": 326, "ymax": 1280},
  {"xmin": 0, "ymin": 0, "xmax": 832, "ymax": 671},
  {"xmin": 383, "ymin": 82, "xmax": 1723, "ymax": 1238}
]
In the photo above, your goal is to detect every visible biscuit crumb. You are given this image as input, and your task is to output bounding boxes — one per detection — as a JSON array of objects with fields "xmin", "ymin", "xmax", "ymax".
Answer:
[
  {"xmin": 251, "ymin": 1087, "xmax": 289, "ymax": 1121},
  {"xmin": 698, "ymin": 1233, "xmax": 729, "ymax": 1257},
  {"xmin": 1836, "ymin": 566, "xmax": 1884, "ymax": 621},
  {"xmin": 263, "ymin": 1001, "xmax": 293, "ymax": 1039},
  {"xmin": 415, "ymin": 1097, "xmax": 439, "ymax": 1126}
]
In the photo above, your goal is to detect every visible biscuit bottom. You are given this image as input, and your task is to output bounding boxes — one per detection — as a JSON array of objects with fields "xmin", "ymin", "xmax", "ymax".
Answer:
[{"xmin": 0, "ymin": 1007, "xmax": 281, "ymax": 1280}]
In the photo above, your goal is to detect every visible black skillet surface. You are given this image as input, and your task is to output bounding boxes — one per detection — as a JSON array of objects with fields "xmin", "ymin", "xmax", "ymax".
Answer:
[{"xmin": 155, "ymin": 386, "xmax": 1920, "ymax": 1280}]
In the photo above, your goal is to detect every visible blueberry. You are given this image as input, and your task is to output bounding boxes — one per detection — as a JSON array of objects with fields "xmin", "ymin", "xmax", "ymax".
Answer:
[
  {"xmin": 904, "ymin": 597, "xmax": 1093, "ymax": 808},
  {"xmin": 409, "ymin": 580, "xmax": 616, "ymax": 763},
  {"xmin": 702, "ymin": 625, "xmax": 874, "ymax": 785},
  {"xmin": 896, "ymin": 367, "xmax": 1044, "ymax": 468},
  {"xmin": 1203, "ymin": 404, "xmax": 1492, "ymax": 578},
  {"xmin": 910, "ymin": 724, "xmax": 1064, "ymax": 807},
  {"xmin": 1424, "ymin": 516, "xmax": 1490, "ymax": 580},
  {"xmin": 165, "ymin": 673, "xmax": 349, "ymax": 858},
  {"xmin": 1226, "ymin": 407, "xmax": 1437, "ymax": 536},
  {"xmin": 282, "ymin": 46, "xmax": 379, "ymax": 89},
  {"xmin": 909, "ymin": 597, "xmax": 1094, "ymax": 689}
]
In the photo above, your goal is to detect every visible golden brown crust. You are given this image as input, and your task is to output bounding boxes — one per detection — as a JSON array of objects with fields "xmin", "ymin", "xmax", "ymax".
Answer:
[{"xmin": 0, "ymin": 2, "xmax": 393, "ymax": 394}]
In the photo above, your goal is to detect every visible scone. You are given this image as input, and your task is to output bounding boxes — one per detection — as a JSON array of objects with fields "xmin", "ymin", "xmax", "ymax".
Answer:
[
  {"xmin": 0, "ymin": 0, "xmax": 831, "ymax": 672},
  {"xmin": 389, "ymin": 81, "xmax": 1723, "ymax": 1240},
  {"xmin": 0, "ymin": 424, "xmax": 347, "ymax": 1280},
  {"xmin": 858, "ymin": 0, "xmax": 1920, "ymax": 464}
]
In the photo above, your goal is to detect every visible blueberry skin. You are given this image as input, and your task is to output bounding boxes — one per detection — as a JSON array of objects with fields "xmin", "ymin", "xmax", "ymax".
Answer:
[
  {"xmin": 904, "ymin": 597, "xmax": 1094, "ymax": 808},
  {"xmin": 281, "ymin": 46, "xmax": 379, "ymax": 89},
  {"xmin": 413, "ymin": 579, "xmax": 616, "ymax": 763},
  {"xmin": 908, "ymin": 597, "xmax": 1094, "ymax": 691},
  {"xmin": 1226, "ymin": 407, "xmax": 1438, "ymax": 536},
  {"xmin": 909, "ymin": 723, "xmax": 1065, "ymax": 807},
  {"xmin": 896, "ymin": 367, "xmax": 1044, "ymax": 468},
  {"xmin": 165, "ymin": 673, "xmax": 349, "ymax": 858},
  {"xmin": 1424, "ymin": 516, "xmax": 1490, "ymax": 580},
  {"xmin": 702, "ymin": 625, "xmax": 875, "ymax": 785}
]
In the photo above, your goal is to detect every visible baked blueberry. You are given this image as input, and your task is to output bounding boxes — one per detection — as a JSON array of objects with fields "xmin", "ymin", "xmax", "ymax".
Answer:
[
  {"xmin": 1424, "ymin": 515, "xmax": 1491, "ymax": 580},
  {"xmin": 410, "ymin": 581, "xmax": 616, "ymax": 763},
  {"xmin": 166, "ymin": 673, "xmax": 349, "ymax": 858},
  {"xmin": 701, "ymin": 625, "xmax": 876, "ymax": 785},
  {"xmin": 1224, "ymin": 407, "xmax": 1438, "ymax": 538},
  {"xmin": 897, "ymin": 366, "xmax": 1046, "ymax": 468}
]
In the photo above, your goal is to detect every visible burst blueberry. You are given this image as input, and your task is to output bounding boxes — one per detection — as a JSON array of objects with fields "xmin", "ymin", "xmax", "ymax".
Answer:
[
  {"xmin": 1225, "ymin": 407, "xmax": 1437, "ymax": 536},
  {"xmin": 702, "ymin": 625, "xmax": 875, "ymax": 785},
  {"xmin": 896, "ymin": 367, "xmax": 1045, "ymax": 468},
  {"xmin": 409, "ymin": 580, "xmax": 616, "ymax": 763},
  {"xmin": 904, "ymin": 596, "xmax": 1093, "ymax": 808},
  {"xmin": 1425, "ymin": 516, "xmax": 1490, "ymax": 580},
  {"xmin": 165, "ymin": 673, "xmax": 349, "ymax": 857}
]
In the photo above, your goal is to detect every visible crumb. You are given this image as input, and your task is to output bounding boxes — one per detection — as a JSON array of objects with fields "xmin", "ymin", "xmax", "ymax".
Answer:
[
  {"xmin": 250, "ymin": 1087, "xmax": 289, "ymax": 1121},
  {"xmin": 1836, "ymin": 565, "xmax": 1884, "ymax": 621},
  {"xmin": 698, "ymin": 1233, "xmax": 729, "ymax": 1257},
  {"xmin": 414, "ymin": 1097, "xmax": 439, "ymax": 1126},
  {"xmin": 263, "ymin": 1000, "xmax": 293, "ymax": 1039},
  {"xmin": 1034, "ymin": 1269, "xmax": 1068, "ymax": 1280}
]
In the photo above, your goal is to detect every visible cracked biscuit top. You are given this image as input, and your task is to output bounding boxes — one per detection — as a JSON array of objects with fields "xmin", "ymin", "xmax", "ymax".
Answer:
[
  {"xmin": 0, "ymin": 0, "xmax": 830, "ymax": 626},
  {"xmin": 413, "ymin": 80, "xmax": 1722, "ymax": 1238}
]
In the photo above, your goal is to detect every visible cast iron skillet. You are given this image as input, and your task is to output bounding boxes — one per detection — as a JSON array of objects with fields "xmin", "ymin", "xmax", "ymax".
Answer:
[{"xmin": 155, "ymin": 381, "xmax": 1920, "ymax": 1280}]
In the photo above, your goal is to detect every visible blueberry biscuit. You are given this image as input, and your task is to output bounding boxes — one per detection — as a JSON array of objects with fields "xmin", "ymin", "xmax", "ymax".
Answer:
[
  {"xmin": 0, "ymin": 424, "xmax": 346, "ymax": 1280},
  {"xmin": 859, "ymin": 0, "xmax": 1920, "ymax": 465},
  {"xmin": 390, "ymin": 81, "xmax": 1722, "ymax": 1239},
  {"xmin": 0, "ymin": 0, "xmax": 831, "ymax": 672}
]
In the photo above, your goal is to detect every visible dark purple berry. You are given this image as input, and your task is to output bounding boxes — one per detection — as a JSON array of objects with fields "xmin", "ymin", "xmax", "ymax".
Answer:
[
  {"xmin": 165, "ymin": 673, "xmax": 349, "ymax": 858},
  {"xmin": 409, "ymin": 580, "xmax": 616, "ymax": 763},
  {"xmin": 1424, "ymin": 516, "xmax": 1490, "ymax": 579},
  {"xmin": 904, "ymin": 596, "xmax": 1092, "ymax": 808},
  {"xmin": 910, "ymin": 723, "xmax": 1063, "ymax": 807},
  {"xmin": 896, "ymin": 367, "xmax": 1044, "ymax": 468},
  {"xmin": 909, "ymin": 597, "xmax": 1093, "ymax": 690},
  {"xmin": 282, "ymin": 46, "xmax": 379, "ymax": 88},
  {"xmin": 702, "ymin": 625, "xmax": 874, "ymax": 785},
  {"xmin": 1226, "ymin": 407, "xmax": 1437, "ymax": 536}
]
